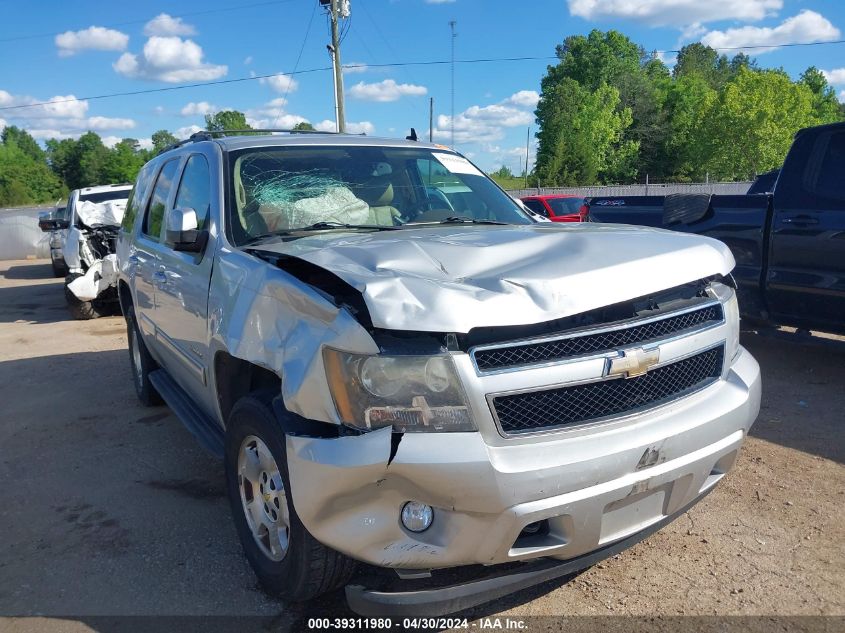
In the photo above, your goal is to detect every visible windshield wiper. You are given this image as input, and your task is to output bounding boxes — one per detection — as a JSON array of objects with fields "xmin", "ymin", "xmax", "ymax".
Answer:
[
  {"xmin": 243, "ymin": 222, "xmax": 401, "ymax": 245},
  {"xmin": 439, "ymin": 216, "xmax": 509, "ymax": 225}
]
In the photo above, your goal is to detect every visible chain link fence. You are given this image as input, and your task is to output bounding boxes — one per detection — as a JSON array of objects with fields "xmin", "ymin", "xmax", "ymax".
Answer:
[{"xmin": 507, "ymin": 181, "xmax": 752, "ymax": 199}]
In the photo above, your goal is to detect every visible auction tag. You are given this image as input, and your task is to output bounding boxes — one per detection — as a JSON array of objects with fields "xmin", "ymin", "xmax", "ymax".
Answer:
[{"xmin": 432, "ymin": 152, "xmax": 484, "ymax": 177}]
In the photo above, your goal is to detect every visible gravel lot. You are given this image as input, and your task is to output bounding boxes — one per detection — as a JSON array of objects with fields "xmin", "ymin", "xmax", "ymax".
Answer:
[{"xmin": 0, "ymin": 260, "xmax": 842, "ymax": 631}]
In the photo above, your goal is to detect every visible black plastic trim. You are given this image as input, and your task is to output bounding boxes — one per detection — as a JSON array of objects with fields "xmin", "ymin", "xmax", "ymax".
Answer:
[{"xmin": 149, "ymin": 369, "xmax": 225, "ymax": 458}]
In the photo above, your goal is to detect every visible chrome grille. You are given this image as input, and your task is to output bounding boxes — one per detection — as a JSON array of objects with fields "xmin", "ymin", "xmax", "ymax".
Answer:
[
  {"xmin": 473, "ymin": 303, "xmax": 723, "ymax": 372},
  {"xmin": 491, "ymin": 345, "xmax": 724, "ymax": 435}
]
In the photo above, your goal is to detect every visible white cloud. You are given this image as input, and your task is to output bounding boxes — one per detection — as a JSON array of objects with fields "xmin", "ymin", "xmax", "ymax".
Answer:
[
  {"xmin": 822, "ymin": 68, "xmax": 845, "ymax": 85},
  {"xmin": 259, "ymin": 73, "xmax": 299, "ymax": 94},
  {"xmin": 180, "ymin": 101, "xmax": 221, "ymax": 116},
  {"xmin": 114, "ymin": 36, "xmax": 227, "ymax": 83},
  {"xmin": 86, "ymin": 116, "xmax": 136, "ymax": 130},
  {"xmin": 342, "ymin": 62, "xmax": 369, "ymax": 74},
  {"xmin": 138, "ymin": 138, "xmax": 153, "ymax": 151},
  {"xmin": 0, "ymin": 118, "xmax": 6, "ymax": 132},
  {"xmin": 504, "ymin": 90, "xmax": 540, "ymax": 108},
  {"xmin": 314, "ymin": 119, "xmax": 375, "ymax": 135},
  {"xmin": 840, "ymin": 90, "xmax": 845, "ymax": 103},
  {"xmin": 701, "ymin": 10, "xmax": 840, "ymax": 53},
  {"xmin": 244, "ymin": 55, "xmax": 253, "ymax": 65},
  {"xmin": 55, "ymin": 26, "xmax": 128, "ymax": 57},
  {"xmin": 567, "ymin": 0, "xmax": 782, "ymax": 27},
  {"xmin": 101, "ymin": 135, "xmax": 122, "ymax": 148},
  {"xmin": 244, "ymin": 98, "xmax": 309, "ymax": 129},
  {"xmin": 0, "ymin": 90, "xmax": 137, "ymax": 137},
  {"xmin": 174, "ymin": 125, "xmax": 203, "ymax": 138},
  {"xmin": 433, "ymin": 91, "xmax": 536, "ymax": 144},
  {"xmin": 479, "ymin": 142, "xmax": 537, "ymax": 174},
  {"xmin": 144, "ymin": 13, "xmax": 196, "ymax": 37},
  {"xmin": 348, "ymin": 79, "xmax": 427, "ymax": 102}
]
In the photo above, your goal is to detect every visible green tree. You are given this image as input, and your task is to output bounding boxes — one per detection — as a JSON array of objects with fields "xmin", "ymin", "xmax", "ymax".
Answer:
[
  {"xmin": 535, "ymin": 79, "xmax": 638, "ymax": 185},
  {"xmin": 491, "ymin": 165, "xmax": 514, "ymax": 179},
  {"xmin": 799, "ymin": 66, "xmax": 842, "ymax": 124},
  {"xmin": 0, "ymin": 141, "xmax": 64, "ymax": 206},
  {"xmin": 205, "ymin": 110, "xmax": 252, "ymax": 133},
  {"xmin": 553, "ymin": 29, "xmax": 644, "ymax": 91},
  {"xmin": 1, "ymin": 125, "xmax": 45, "ymax": 162},
  {"xmin": 103, "ymin": 138, "xmax": 147, "ymax": 184},
  {"xmin": 704, "ymin": 68, "xmax": 818, "ymax": 179},
  {"xmin": 291, "ymin": 121, "xmax": 316, "ymax": 131},
  {"xmin": 663, "ymin": 75, "xmax": 720, "ymax": 181},
  {"xmin": 151, "ymin": 129, "xmax": 178, "ymax": 153}
]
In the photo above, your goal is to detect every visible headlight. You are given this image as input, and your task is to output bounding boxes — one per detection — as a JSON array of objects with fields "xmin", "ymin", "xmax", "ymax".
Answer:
[
  {"xmin": 323, "ymin": 348, "xmax": 476, "ymax": 433},
  {"xmin": 709, "ymin": 281, "xmax": 740, "ymax": 362}
]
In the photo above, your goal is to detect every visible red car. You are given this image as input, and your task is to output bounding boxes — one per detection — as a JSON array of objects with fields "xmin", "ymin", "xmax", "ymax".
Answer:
[{"xmin": 520, "ymin": 194, "xmax": 588, "ymax": 222}]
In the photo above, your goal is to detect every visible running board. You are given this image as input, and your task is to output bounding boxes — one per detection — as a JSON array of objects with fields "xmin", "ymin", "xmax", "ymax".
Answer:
[{"xmin": 149, "ymin": 369, "xmax": 225, "ymax": 459}]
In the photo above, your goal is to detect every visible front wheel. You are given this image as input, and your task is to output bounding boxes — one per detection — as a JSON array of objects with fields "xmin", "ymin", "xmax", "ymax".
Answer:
[{"xmin": 225, "ymin": 394, "xmax": 356, "ymax": 601}]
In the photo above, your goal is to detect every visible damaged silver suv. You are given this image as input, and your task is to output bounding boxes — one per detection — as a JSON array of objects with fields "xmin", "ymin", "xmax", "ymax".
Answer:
[{"xmin": 117, "ymin": 130, "xmax": 761, "ymax": 615}]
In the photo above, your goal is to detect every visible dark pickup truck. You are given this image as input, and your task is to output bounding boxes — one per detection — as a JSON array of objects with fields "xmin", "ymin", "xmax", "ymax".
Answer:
[{"xmin": 588, "ymin": 121, "xmax": 845, "ymax": 335}]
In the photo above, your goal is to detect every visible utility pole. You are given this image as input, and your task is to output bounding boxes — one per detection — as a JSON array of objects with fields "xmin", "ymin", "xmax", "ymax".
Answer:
[
  {"xmin": 524, "ymin": 127, "xmax": 530, "ymax": 188},
  {"xmin": 328, "ymin": 0, "xmax": 347, "ymax": 133},
  {"xmin": 449, "ymin": 20, "xmax": 457, "ymax": 147},
  {"xmin": 429, "ymin": 97, "xmax": 434, "ymax": 142}
]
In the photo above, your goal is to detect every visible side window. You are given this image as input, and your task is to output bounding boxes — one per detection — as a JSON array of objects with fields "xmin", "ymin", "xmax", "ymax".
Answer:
[
  {"xmin": 811, "ymin": 131, "xmax": 845, "ymax": 204},
  {"xmin": 174, "ymin": 154, "xmax": 211, "ymax": 230},
  {"xmin": 142, "ymin": 159, "xmax": 180, "ymax": 241},
  {"xmin": 121, "ymin": 163, "xmax": 155, "ymax": 232},
  {"xmin": 523, "ymin": 199, "xmax": 549, "ymax": 217}
]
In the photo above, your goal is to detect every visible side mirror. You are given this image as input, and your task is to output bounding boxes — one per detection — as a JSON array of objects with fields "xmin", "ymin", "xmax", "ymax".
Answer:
[
  {"xmin": 38, "ymin": 214, "xmax": 69, "ymax": 232},
  {"xmin": 165, "ymin": 207, "xmax": 207, "ymax": 252}
]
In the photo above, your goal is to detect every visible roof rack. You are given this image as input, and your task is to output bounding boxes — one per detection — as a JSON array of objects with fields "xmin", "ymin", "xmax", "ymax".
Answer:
[{"xmin": 157, "ymin": 128, "xmax": 347, "ymax": 156}]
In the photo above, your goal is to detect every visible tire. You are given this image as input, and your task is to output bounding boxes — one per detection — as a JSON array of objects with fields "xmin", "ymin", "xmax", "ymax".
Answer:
[
  {"xmin": 64, "ymin": 272, "xmax": 106, "ymax": 320},
  {"xmin": 225, "ymin": 394, "xmax": 356, "ymax": 601},
  {"xmin": 125, "ymin": 306, "xmax": 163, "ymax": 406}
]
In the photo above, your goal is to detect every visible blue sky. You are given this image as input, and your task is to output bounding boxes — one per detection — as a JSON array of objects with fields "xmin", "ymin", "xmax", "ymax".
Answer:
[{"xmin": 1, "ymin": 0, "xmax": 843, "ymax": 173}]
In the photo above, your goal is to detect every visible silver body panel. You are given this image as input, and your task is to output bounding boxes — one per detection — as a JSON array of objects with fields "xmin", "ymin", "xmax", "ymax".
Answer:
[{"xmin": 117, "ymin": 134, "xmax": 761, "ymax": 571}]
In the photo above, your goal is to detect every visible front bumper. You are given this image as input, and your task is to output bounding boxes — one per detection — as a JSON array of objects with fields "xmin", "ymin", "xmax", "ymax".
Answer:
[{"xmin": 286, "ymin": 346, "xmax": 760, "ymax": 570}]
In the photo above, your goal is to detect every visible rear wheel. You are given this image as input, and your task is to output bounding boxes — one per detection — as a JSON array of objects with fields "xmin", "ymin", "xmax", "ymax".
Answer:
[
  {"xmin": 225, "ymin": 394, "xmax": 356, "ymax": 601},
  {"xmin": 125, "ymin": 306, "xmax": 163, "ymax": 406}
]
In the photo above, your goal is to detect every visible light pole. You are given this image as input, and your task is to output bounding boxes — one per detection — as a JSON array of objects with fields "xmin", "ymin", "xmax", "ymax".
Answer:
[{"xmin": 449, "ymin": 20, "xmax": 457, "ymax": 148}]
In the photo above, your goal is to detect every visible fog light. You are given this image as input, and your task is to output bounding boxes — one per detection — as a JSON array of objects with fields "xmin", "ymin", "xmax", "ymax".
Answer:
[{"xmin": 401, "ymin": 501, "xmax": 433, "ymax": 532}]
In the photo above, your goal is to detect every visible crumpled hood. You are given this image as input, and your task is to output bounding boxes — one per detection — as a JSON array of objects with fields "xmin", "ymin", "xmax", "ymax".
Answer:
[{"xmin": 255, "ymin": 223, "xmax": 735, "ymax": 333}]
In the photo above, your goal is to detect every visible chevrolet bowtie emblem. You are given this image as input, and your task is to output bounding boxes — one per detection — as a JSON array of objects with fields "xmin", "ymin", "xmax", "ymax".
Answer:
[{"xmin": 606, "ymin": 347, "xmax": 660, "ymax": 379}]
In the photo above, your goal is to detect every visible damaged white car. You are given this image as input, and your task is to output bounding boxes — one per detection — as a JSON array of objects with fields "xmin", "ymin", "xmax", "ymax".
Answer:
[
  {"xmin": 53, "ymin": 184, "xmax": 132, "ymax": 319},
  {"xmin": 117, "ymin": 131, "xmax": 761, "ymax": 616}
]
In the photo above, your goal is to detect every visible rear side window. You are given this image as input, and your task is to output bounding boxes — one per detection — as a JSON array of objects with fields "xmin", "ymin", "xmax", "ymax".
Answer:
[
  {"xmin": 174, "ymin": 154, "xmax": 211, "ymax": 230},
  {"xmin": 122, "ymin": 164, "xmax": 155, "ymax": 231},
  {"xmin": 143, "ymin": 159, "xmax": 180, "ymax": 241},
  {"xmin": 811, "ymin": 131, "xmax": 845, "ymax": 203}
]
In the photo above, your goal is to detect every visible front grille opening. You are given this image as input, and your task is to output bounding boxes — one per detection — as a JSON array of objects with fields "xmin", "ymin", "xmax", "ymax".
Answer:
[
  {"xmin": 474, "ymin": 303, "xmax": 723, "ymax": 372},
  {"xmin": 492, "ymin": 345, "xmax": 724, "ymax": 435}
]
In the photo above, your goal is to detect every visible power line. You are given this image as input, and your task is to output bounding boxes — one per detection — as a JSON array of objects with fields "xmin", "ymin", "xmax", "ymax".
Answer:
[
  {"xmin": 3, "ymin": 39, "xmax": 845, "ymax": 113},
  {"xmin": 271, "ymin": 0, "xmax": 317, "ymax": 127},
  {"xmin": 0, "ymin": 0, "xmax": 297, "ymax": 43}
]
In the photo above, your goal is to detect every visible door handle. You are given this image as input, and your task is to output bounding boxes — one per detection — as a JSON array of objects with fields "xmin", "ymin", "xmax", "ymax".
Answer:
[
  {"xmin": 153, "ymin": 271, "xmax": 167, "ymax": 285},
  {"xmin": 128, "ymin": 255, "xmax": 141, "ymax": 265},
  {"xmin": 782, "ymin": 216, "xmax": 819, "ymax": 225}
]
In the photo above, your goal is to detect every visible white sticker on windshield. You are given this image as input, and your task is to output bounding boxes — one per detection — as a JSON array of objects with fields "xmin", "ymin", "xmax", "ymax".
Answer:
[{"xmin": 433, "ymin": 153, "xmax": 484, "ymax": 177}]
